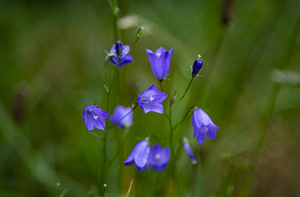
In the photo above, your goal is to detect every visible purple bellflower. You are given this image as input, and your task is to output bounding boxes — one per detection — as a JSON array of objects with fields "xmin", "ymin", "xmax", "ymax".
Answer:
[
  {"xmin": 109, "ymin": 105, "xmax": 133, "ymax": 129},
  {"xmin": 83, "ymin": 105, "xmax": 109, "ymax": 131},
  {"xmin": 183, "ymin": 136, "xmax": 197, "ymax": 164},
  {"xmin": 137, "ymin": 84, "xmax": 168, "ymax": 114},
  {"xmin": 149, "ymin": 144, "xmax": 170, "ymax": 172},
  {"xmin": 124, "ymin": 140, "xmax": 150, "ymax": 172},
  {"xmin": 146, "ymin": 47, "xmax": 174, "ymax": 80},
  {"xmin": 192, "ymin": 109, "xmax": 220, "ymax": 145},
  {"xmin": 108, "ymin": 41, "xmax": 133, "ymax": 69},
  {"xmin": 192, "ymin": 55, "xmax": 203, "ymax": 76}
]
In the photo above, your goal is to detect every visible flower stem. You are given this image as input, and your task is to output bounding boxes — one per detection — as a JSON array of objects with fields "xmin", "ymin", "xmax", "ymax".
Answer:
[
  {"xmin": 168, "ymin": 102, "xmax": 180, "ymax": 195},
  {"xmin": 178, "ymin": 76, "xmax": 194, "ymax": 102},
  {"xmin": 173, "ymin": 105, "xmax": 196, "ymax": 130},
  {"xmin": 159, "ymin": 79, "xmax": 164, "ymax": 92},
  {"xmin": 106, "ymin": 103, "xmax": 137, "ymax": 130}
]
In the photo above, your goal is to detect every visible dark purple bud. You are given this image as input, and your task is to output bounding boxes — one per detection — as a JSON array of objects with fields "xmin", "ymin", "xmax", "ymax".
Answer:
[
  {"xmin": 192, "ymin": 55, "xmax": 203, "ymax": 76},
  {"xmin": 115, "ymin": 41, "xmax": 123, "ymax": 57}
]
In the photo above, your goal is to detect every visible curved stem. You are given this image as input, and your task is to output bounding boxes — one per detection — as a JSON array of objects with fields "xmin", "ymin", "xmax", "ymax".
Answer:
[
  {"xmin": 173, "ymin": 106, "xmax": 196, "ymax": 130},
  {"xmin": 178, "ymin": 76, "xmax": 194, "ymax": 102}
]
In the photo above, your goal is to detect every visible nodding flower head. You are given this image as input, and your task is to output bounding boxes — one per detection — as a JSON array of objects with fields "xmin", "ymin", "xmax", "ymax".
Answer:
[
  {"xmin": 149, "ymin": 144, "xmax": 170, "ymax": 172},
  {"xmin": 109, "ymin": 105, "xmax": 133, "ymax": 129},
  {"xmin": 82, "ymin": 105, "xmax": 109, "ymax": 131},
  {"xmin": 192, "ymin": 108, "xmax": 219, "ymax": 145},
  {"xmin": 192, "ymin": 55, "xmax": 203, "ymax": 76},
  {"xmin": 146, "ymin": 47, "xmax": 174, "ymax": 80},
  {"xmin": 137, "ymin": 84, "xmax": 167, "ymax": 114},
  {"xmin": 124, "ymin": 140, "xmax": 150, "ymax": 172},
  {"xmin": 108, "ymin": 42, "xmax": 133, "ymax": 69}
]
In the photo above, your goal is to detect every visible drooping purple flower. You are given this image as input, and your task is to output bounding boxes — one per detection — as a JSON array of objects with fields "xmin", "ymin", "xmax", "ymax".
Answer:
[
  {"xmin": 108, "ymin": 42, "xmax": 133, "ymax": 69},
  {"xmin": 192, "ymin": 109, "xmax": 220, "ymax": 145},
  {"xmin": 82, "ymin": 105, "xmax": 109, "ymax": 131},
  {"xmin": 149, "ymin": 144, "xmax": 170, "ymax": 172},
  {"xmin": 109, "ymin": 105, "xmax": 133, "ymax": 129},
  {"xmin": 183, "ymin": 136, "xmax": 197, "ymax": 164},
  {"xmin": 146, "ymin": 47, "xmax": 174, "ymax": 80},
  {"xmin": 124, "ymin": 140, "xmax": 150, "ymax": 172},
  {"xmin": 192, "ymin": 55, "xmax": 203, "ymax": 76},
  {"xmin": 137, "ymin": 84, "xmax": 167, "ymax": 114}
]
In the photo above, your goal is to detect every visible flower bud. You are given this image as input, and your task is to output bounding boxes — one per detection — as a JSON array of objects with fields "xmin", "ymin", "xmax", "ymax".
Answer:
[
  {"xmin": 115, "ymin": 41, "xmax": 123, "ymax": 57},
  {"xmin": 192, "ymin": 55, "xmax": 203, "ymax": 76},
  {"xmin": 136, "ymin": 27, "xmax": 144, "ymax": 39}
]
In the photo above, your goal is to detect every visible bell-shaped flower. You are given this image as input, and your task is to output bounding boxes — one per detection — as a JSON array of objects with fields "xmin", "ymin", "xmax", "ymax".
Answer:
[
  {"xmin": 108, "ymin": 41, "xmax": 133, "ymax": 69},
  {"xmin": 82, "ymin": 105, "xmax": 109, "ymax": 131},
  {"xmin": 183, "ymin": 136, "xmax": 197, "ymax": 164},
  {"xmin": 109, "ymin": 105, "xmax": 133, "ymax": 129},
  {"xmin": 146, "ymin": 47, "xmax": 174, "ymax": 80},
  {"xmin": 137, "ymin": 84, "xmax": 167, "ymax": 114},
  {"xmin": 149, "ymin": 144, "xmax": 170, "ymax": 172},
  {"xmin": 124, "ymin": 140, "xmax": 150, "ymax": 172},
  {"xmin": 192, "ymin": 109, "xmax": 220, "ymax": 145}
]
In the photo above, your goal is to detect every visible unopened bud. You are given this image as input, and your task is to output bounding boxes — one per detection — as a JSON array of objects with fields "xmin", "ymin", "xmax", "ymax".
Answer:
[
  {"xmin": 192, "ymin": 55, "xmax": 203, "ymax": 76},
  {"xmin": 136, "ymin": 27, "xmax": 144, "ymax": 39},
  {"xmin": 115, "ymin": 41, "xmax": 123, "ymax": 57}
]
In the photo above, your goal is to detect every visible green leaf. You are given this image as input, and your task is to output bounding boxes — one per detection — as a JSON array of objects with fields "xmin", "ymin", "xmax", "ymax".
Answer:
[{"xmin": 58, "ymin": 189, "xmax": 69, "ymax": 197}]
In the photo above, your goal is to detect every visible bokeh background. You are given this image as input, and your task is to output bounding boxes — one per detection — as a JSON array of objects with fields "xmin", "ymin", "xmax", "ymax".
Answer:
[{"xmin": 1, "ymin": 0, "xmax": 300, "ymax": 196}]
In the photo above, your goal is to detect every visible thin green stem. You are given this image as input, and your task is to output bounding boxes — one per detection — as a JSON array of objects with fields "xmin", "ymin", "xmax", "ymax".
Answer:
[
  {"xmin": 173, "ymin": 106, "xmax": 196, "ymax": 130},
  {"xmin": 106, "ymin": 103, "xmax": 137, "ymax": 130},
  {"xmin": 168, "ymin": 102, "xmax": 180, "ymax": 195},
  {"xmin": 178, "ymin": 76, "xmax": 194, "ymax": 102},
  {"xmin": 159, "ymin": 79, "xmax": 164, "ymax": 92}
]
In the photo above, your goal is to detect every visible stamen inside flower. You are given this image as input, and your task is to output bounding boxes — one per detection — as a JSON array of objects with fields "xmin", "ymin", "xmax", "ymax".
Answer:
[
  {"xmin": 87, "ymin": 109, "xmax": 93, "ymax": 114},
  {"xmin": 142, "ymin": 97, "xmax": 154, "ymax": 104},
  {"xmin": 155, "ymin": 153, "xmax": 160, "ymax": 159},
  {"xmin": 204, "ymin": 127, "xmax": 208, "ymax": 132},
  {"xmin": 94, "ymin": 115, "xmax": 98, "ymax": 120},
  {"xmin": 156, "ymin": 53, "xmax": 161, "ymax": 57}
]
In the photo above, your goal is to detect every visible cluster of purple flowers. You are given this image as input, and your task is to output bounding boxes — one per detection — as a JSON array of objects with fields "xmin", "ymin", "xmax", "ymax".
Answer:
[
  {"xmin": 82, "ymin": 40, "xmax": 220, "ymax": 172},
  {"xmin": 124, "ymin": 140, "xmax": 170, "ymax": 172}
]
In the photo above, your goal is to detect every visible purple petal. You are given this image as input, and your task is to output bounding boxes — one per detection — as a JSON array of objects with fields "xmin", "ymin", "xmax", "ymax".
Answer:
[
  {"xmin": 124, "ymin": 141, "xmax": 149, "ymax": 166},
  {"xmin": 194, "ymin": 127, "xmax": 206, "ymax": 145},
  {"xmin": 157, "ymin": 51, "xmax": 170, "ymax": 79},
  {"xmin": 149, "ymin": 144, "xmax": 170, "ymax": 172},
  {"xmin": 147, "ymin": 52, "xmax": 161, "ymax": 79},
  {"xmin": 155, "ymin": 47, "xmax": 166, "ymax": 54},
  {"xmin": 119, "ymin": 54, "xmax": 133, "ymax": 69},
  {"xmin": 143, "ymin": 103, "xmax": 164, "ymax": 114},
  {"xmin": 110, "ymin": 105, "xmax": 133, "ymax": 128},
  {"xmin": 134, "ymin": 141, "xmax": 150, "ymax": 169},
  {"xmin": 206, "ymin": 125, "xmax": 217, "ymax": 139},
  {"xmin": 145, "ymin": 49, "xmax": 154, "ymax": 54},
  {"xmin": 121, "ymin": 45, "xmax": 130, "ymax": 56}
]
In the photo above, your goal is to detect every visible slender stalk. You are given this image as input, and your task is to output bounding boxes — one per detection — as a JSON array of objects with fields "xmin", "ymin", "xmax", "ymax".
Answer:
[
  {"xmin": 173, "ymin": 106, "xmax": 196, "ymax": 130},
  {"xmin": 159, "ymin": 79, "xmax": 164, "ymax": 92},
  {"xmin": 106, "ymin": 104, "xmax": 137, "ymax": 130},
  {"xmin": 178, "ymin": 76, "xmax": 194, "ymax": 102}
]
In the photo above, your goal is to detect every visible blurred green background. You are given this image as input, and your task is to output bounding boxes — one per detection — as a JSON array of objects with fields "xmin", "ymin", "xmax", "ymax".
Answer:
[{"xmin": 1, "ymin": 0, "xmax": 300, "ymax": 196}]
